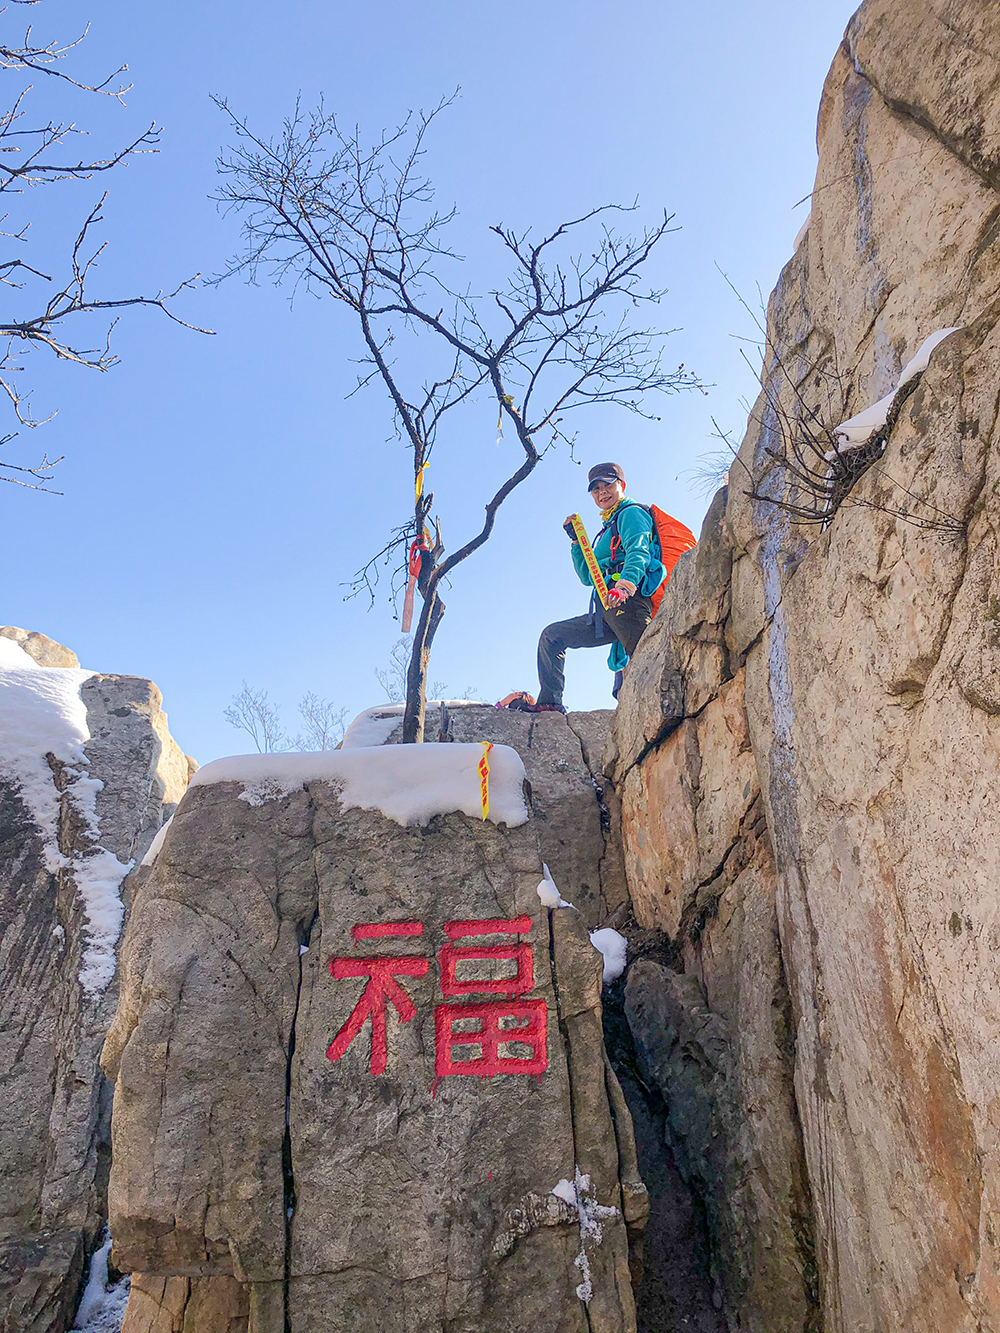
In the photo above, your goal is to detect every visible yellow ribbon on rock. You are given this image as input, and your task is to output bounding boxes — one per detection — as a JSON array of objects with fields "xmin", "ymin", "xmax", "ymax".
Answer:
[{"xmin": 478, "ymin": 742, "xmax": 493, "ymax": 820}]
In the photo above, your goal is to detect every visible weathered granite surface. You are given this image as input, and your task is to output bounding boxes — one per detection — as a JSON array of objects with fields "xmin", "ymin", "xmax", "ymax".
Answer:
[
  {"xmin": 606, "ymin": 3, "xmax": 1000, "ymax": 1331},
  {"xmin": 0, "ymin": 632, "xmax": 193, "ymax": 1333},
  {"xmin": 103, "ymin": 773, "xmax": 645, "ymax": 1333},
  {"xmin": 381, "ymin": 703, "xmax": 628, "ymax": 930}
]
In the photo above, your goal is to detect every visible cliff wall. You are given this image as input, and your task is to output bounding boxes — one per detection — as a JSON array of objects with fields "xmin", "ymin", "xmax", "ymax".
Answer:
[
  {"xmin": 607, "ymin": 3, "xmax": 1000, "ymax": 1331},
  {"xmin": 0, "ymin": 630, "xmax": 193, "ymax": 1333}
]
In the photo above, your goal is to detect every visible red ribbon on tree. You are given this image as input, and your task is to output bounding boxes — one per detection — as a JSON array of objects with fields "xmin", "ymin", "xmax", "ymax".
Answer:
[{"xmin": 401, "ymin": 535, "xmax": 430, "ymax": 633}]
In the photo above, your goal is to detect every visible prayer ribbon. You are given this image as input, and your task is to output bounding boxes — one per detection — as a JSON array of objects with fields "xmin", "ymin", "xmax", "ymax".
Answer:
[
  {"xmin": 478, "ymin": 741, "xmax": 493, "ymax": 821},
  {"xmin": 568, "ymin": 514, "xmax": 611, "ymax": 610}
]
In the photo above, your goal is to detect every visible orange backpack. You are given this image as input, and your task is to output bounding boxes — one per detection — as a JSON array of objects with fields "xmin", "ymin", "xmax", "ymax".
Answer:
[{"xmin": 608, "ymin": 503, "xmax": 697, "ymax": 617}]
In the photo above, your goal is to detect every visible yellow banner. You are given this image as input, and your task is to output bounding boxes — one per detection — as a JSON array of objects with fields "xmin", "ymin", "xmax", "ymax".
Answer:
[
  {"xmin": 478, "ymin": 742, "xmax": 493, "ymax": 821},
  {"xmin": 415, "ymin": 463, "xmax": 428, "ymax": 502},
  {"xmin": 568, "ymin": 514, "xmax": 611, "ymax": 609}
]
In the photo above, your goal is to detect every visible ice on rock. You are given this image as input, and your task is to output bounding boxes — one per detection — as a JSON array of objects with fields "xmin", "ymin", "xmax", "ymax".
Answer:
[
  {"xmin": 71, "ymin": 1230, "xmax": 130, "ymax": 1332},
  {"xmin": 189, "ymin": 742, "xmax": 529, "ymax": 828},
  {"xmin": 550, "ymin": 1168, "xmax": 621, "ymax": 1306}
]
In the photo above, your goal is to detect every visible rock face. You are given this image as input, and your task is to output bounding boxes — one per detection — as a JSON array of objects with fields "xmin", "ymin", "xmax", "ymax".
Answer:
[
  {"xmin": 102, "ymin": 749, "xmax": 646, "ymax": 1333},
  {"xmin": 0, "ymin": 630, "xmax": 193, "ymax": 1333},
  {"xmin": 606, "ymin": 4, "xmax": 1000, "ymax": 1332},
  {"xmin": 366, "ymin": 702, "xmax": 628, "ymax": 930}
]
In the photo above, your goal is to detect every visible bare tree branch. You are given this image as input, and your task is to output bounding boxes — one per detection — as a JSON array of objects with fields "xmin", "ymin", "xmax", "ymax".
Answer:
[{"xmin": 0, "ymin": 4, "xmax": 212, "ymax": 484}]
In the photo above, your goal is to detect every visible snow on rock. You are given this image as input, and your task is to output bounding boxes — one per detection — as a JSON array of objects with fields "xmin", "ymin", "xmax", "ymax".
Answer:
[
  {"xmin": 589, "ymin": 927, "xmax": 627, "ymax": 985},
  {"xmin": 831, "ymin": 390, "xmax": 897, "ymax": 449},
  {"xmin": 341, "ymin": 700, "xmax": 481, "ymax": 749},
  {"xmin": 550, "ymin": 1168, "xmax": 621, "ymax": 1306},
  {"xmin": 189, "ymin": 742, "xmax": 529, "ymax": 828},
  {"xmin": 140, "ymin": 813, "xmax": 173, "ymax": 867},
  {"xmin": 76, "ymin": 849, "xmax": 132, "ymax": 994},
  {"xmin": 898, "ymin": 327, "xmax": 962, "ymax": 388},
  {"xmin": 0, "ymin": 637, "xmax": 131, "ymax": 996},
  {"xmin": 71, "ymin": 1230, "xmax": 130, "ymax": 1332},
  {"xmin": 0, "ymin": 636, "xmax": 96, "ymax": 860},
  {"xmin": 832, "ymin": 328, "xmax": 962, "ymax": 452},
  {"xmin": 537, "ymin": 861, "xmax": 572, "ymax": 909}
]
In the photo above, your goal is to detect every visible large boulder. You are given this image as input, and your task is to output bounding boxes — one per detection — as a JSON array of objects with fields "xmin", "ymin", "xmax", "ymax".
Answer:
[
  {"xmin": 0, "ymin": 631, "xmax": 193, "ymax": 1333},
  {"xmin": 103, "ymin": 746, "xmax": 646, "ymax": 1333}
]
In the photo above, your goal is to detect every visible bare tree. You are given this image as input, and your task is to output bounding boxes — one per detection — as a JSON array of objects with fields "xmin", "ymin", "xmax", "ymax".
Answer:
[
  {"xmin": 375, "ymin": 636, "xmax": 448, "ymax": 705},
  {"xmin": 225, "ymin": 684, "xmax": 348, "ymax": 753},
  {"xmin": 290, "ymin": 691, "xmax": 348, "ymax": 751},
  {"xmin": 0, "ymin": 2, "xmax": 210, "ymax": 490},
  {"xmin": 224, "ymin": 682, "xmax": 287, "ymax": 753},
  {"xmin": 215, "ymin": 97, "xmax": 701, "ymax": 740}
]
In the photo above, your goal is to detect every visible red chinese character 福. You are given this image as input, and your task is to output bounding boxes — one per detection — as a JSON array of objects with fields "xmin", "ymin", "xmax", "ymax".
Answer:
[
  {"xmin": 438, "ymin": 916, "xmax": 534, "ymax": 996},
  {"xmin": 434, "ymin": 917, "xmax": 548, "ymax": 1078},
  {"xmin": 435, "ymin": 997, "xmax": 548, "ymax": 1077},
  {"xmin": 326, "ymin": 922, "xmax": 429, "ymax": 1076}
]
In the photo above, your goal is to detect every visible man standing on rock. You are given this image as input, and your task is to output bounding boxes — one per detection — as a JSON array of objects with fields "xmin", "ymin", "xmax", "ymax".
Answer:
[{"xmin": 517, "ymin": 463, "xmax": 667, "ymax": 714}]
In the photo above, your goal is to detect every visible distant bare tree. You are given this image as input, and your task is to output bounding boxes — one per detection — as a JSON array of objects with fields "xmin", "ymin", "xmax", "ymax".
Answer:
[
  {"xmin": 0, "ymin": 2, "xmax": 210, "ymax": 490},
  {"xmin": 215, "ymin": 96, "xmax": 701, "ymax": 740},
  {"xmin": 290, "ymin": 691, "xmax": 348, "ymax": 751},
  {"xmin": 375, "ymin": 636, "xmax": 447, "ymax": 705},
  {"xmin": 225, "ymin": 684, "xmax": 347, "ymax": 753},
  {"xmin": 224, "ymin": 682, "xmax": 287, "ymax": 753}
]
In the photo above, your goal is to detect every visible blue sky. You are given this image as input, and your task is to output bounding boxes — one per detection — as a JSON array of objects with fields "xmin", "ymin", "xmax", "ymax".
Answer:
[{"xmin": 2, "ymin": 0, "xmax": 858, "ymax": 762}]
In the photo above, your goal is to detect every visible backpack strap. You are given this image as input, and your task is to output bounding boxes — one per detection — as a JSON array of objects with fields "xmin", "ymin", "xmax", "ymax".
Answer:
[{"xmin": 607, "ymin": 503, "xmax": 656, "ymax": 577}]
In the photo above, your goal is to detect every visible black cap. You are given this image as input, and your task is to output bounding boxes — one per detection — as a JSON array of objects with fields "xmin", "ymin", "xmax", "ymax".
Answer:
[{"xmin": 587, "ymin": 462, "xmax": 625, "ymax": 492}]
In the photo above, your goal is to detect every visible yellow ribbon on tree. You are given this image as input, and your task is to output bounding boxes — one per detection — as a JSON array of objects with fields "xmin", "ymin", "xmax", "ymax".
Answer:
[{"xmin": 415, "ymin": 463, "xmax": 429, "ymax": 503}]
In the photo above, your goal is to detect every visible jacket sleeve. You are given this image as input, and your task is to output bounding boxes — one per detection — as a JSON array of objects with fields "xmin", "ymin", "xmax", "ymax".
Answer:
[
  {"xmin": 615, "ymin": 507, "xmax": 655, "ymax": 587},
  {"xmin": 570, "ymin": 539, "xmax": 593, "ymax": 587}
]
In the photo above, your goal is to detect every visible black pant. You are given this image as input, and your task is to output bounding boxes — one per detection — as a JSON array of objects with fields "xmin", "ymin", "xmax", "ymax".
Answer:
[{"xmin": 537, "ymin": 594, "xmax": 653, "ymax": 706}]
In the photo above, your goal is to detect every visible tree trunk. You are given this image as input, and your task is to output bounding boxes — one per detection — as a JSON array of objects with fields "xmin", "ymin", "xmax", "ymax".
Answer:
[{"xmin": 402, "ymin": 587, "xmax": 446, "ymax": 743}]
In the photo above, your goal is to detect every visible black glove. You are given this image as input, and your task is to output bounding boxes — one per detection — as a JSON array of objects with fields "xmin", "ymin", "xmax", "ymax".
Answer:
[{"xmin": 563, "ymin": 518, "xmax": 578, "ymax": 541}]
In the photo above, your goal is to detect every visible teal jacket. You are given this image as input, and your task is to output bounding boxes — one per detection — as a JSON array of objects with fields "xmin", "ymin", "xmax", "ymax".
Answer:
[{"xmin": 570, "ymin": 498, "xmax": 664, "ymax": 671}]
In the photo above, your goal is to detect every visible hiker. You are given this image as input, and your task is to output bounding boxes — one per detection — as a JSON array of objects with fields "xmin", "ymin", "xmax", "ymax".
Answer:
[{"xmin": 518, "ymin": 463, "xmax": 663, "ymax": 715}]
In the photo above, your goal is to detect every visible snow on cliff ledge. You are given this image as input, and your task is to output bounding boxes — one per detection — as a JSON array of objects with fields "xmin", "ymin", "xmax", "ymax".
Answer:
[
  {"xmin": 0, "ymin": 636, "xmax": 131, "ymax": 996},
  {"xmin": 189, "ymin": 742, "xmax": 529, "ymax": 828}
]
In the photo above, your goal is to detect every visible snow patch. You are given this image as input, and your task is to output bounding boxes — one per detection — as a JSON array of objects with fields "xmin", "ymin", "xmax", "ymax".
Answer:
[
  {"xmin": 832, "ymin": 327, "xmax": 962, "ymax": 453},
  {"xmin": 140, "ymin": 814, "xmax": 173, "ymax": 867},
  {"xmin": 341, "ymin": 700, "xmax": 482, "ymax": 749},
  {"xmin": 0, "ymin": 638, "xmax": 131, "ymax": 996},
  {"xmin": 71, "ymin": 1230, "xmax": 130, "ymax": 1332},
  {"xmin": 589, "ymin": 928, "xmax": 627, "ymax": 985},
  {"xmin": 189, "ymin": 743, "xmax": 529, "ymax": 828},
  {"xmin": 536, "ymin": 861, "xmax": 572, "ymax": 909},
  {"xmin": 75, "ymin": 849, "xmax": 133, "ymax": 994},
  {"xmin": 898, "ymin": 327, "xmax": 962, "ymax": 388},
  {"xmin": 551, "ymin": 1168, "xmax": 621, "ymax": 1306}
]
